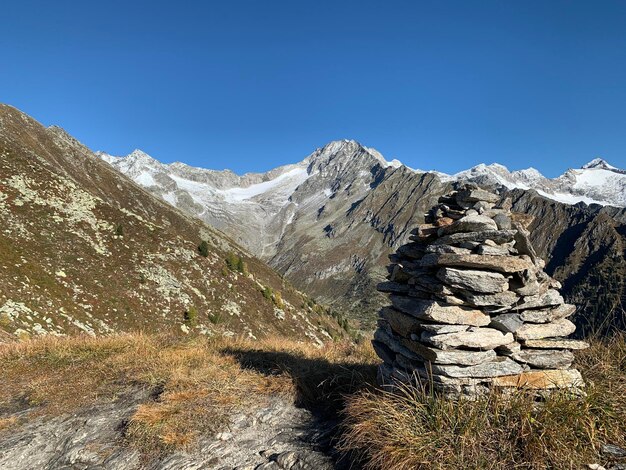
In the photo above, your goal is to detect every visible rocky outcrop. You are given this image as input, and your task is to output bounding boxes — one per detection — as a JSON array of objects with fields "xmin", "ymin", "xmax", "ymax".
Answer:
[
  {"xmin": 0, "ymin": 392, "xmax": 335, "ymax": 470},
  {"xmin": 374, "ymin": 185, "xmax": 587, "ymax": 396}
]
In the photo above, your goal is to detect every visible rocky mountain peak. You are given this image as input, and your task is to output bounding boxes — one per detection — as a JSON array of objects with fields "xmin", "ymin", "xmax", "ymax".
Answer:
[
  {"xmin": 582, "ymin": 158, "xmax": 617, "ymax": 170},
  {"xmin": 306, "ymin": 139, "xmax": 401, "ymax": 175},
  {"xmin": 120, "ymin": 149, "xmax": 162, "ymax": 168}
]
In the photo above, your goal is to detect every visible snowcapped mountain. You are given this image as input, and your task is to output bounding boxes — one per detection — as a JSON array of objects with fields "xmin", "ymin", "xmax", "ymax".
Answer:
[
  {"xmin": 97, "ymin": 140, "xmax": 626, "ymax": 333},
  {"xmin": 96, "ymin": 140, "xmax": 401, "ymax": 256},
  {"xmin": 97, "ymin": 143, "xmax": 626, "ymax": 259},
  {"xmin": 98, "ymin": 142, "xmax": 626, "ymax": 222},
  {"xmin": 440, "ymin": 159, "xmax": 626, "ymax": 207}
]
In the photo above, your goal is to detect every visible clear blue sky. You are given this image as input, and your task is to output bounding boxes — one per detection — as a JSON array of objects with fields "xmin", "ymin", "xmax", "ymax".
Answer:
[{"xmin": 2, "ymin": 1, "xmax": 626, "ymax": 176}]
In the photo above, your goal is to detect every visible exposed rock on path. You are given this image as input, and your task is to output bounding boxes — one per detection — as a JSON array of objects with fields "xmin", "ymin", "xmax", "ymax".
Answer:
[{"xmin": 0, "ymin": 393, "xmax": 338, "ymax": 470}]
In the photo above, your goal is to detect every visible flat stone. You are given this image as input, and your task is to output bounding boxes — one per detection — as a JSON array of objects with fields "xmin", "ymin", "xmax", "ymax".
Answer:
[
  {"xmin": 388, "ymin": 364, "xmax": 484, "ymax": 395},
  {"xmin": 400, "ymin": 339, "xmax": 497, "ymax": 365},
  {"xmin": 476, "ymin": 244, "xmax": 510, "ymax": 255},
  {"xmin": 514, "ymin": 318, "xmax": 577, "ymax": 340},
  {"xmin": 461, "ymin": 290, "xmax": 520, "ymax": 307},
  {"xmin": 420, "ymin": 253, "xmax": 534, "ymax": 273},
  {"xmin": 520, "ymin": 304, "xmax": 576, "ymax": 323},
  {"xmin": 418, "ymin": 323, "xmax": 470, "ymax": 334},
  {"xmin": 379, "ymin": 307, "xmax": 421, "ymax": 337},
  {"xmin": 416, "ymin": 224, "xmax": 438, "ymax": 239},
  {"xmin": 391, "ymin": 295, "xmax": 491, "ymax": 326},
  {"xmin": 430, "ymin": 357, "xmax": 524, "ymax": 378},
  {"xmin": 374, "ymin": 327, "xmax": 421, "ymax": 361},
  {"xmin": 516, "ymin": 289, "xmax": 564, "ymax": 310},
  {"xmin": 408, "ymin": 288, "xmax": 436, "ymax": 300},
  {"xmin": 473, "ymin": 201, "xmax": 494, "ymax": 211},
  {"xmin": 436, "ymin": 267, "xmax": 509, "ymax": 294},
  {"xmin": 433, "ymin": 229, "xmax": 518, "ymax": 246},
  {"xmin": 522, "ymin": 338, "xmax": 590, "ymax": 350},
  {"xmin": 496, "ymin": 341, "xmax": 522, "ymax": 355},
  {"xmin": 377, "ymin": 281, "xmax": 410, "ymax": 294},
  {"xmin": 435, "ymin": 294, "xmax": 466, "ymax": 305},
  {"xmin": 441, "ymin": 215, "xmax": 498, "ymax": 235},
  {"xmin": 490, "ymin": 313, "xmax": 524, "ymax": 333},
  {"xmin": 459, "ymin": 241, "xmax": 480, "ymax": 249},
  {"xmin": 511, "ymin": 349, "xmax": 575, "ymax": 369},
  {"xmin": 425, "ymin": 245, "xmax": 473, "ymax": 255},
  {"xmin": 410, "ymin": 275, "xmax": 449, "ymax": 294},
  {"xmin": 493, "ymin": 213, "xmax": 512, "ymax": 230},
  {"xmin": 456, "ymin": 188, "xmax": 500, "ymax": 204},
  {"xmin": 483, "ymin": 208, "xmax": 507, "ymax": 218},
  {"xmin": 397, "ymin": 243, "xmax": 427, "ymax": 259},
  {"xmin": 492, "ymin": 369, "xmax": 584, "ymax": 389},
  {"xmin": 422, "ymin": 328, "xmax": 515, "ymax": 350}
]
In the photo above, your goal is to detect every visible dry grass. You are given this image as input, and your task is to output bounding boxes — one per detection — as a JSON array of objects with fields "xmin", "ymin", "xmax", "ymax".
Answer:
[
  {"xmin": 219, "ymin": 336, "xmax": 379, "ymax": 412},
  {"xmin": 339, "ymin": 334, "xmax": 626, "ymax": 469},
  {"xmin": 0, "ymin": 333, "xmax": 377, "ymax": 455},
  {"xmin": 2, "ymin": 332, "xmax": 623, "ymax": 468}
]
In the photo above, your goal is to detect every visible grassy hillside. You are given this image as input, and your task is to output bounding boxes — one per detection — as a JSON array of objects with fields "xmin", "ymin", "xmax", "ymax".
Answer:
[{"xmin": 0, "ymin": 104, "xmax": 345, "ymax": 341}]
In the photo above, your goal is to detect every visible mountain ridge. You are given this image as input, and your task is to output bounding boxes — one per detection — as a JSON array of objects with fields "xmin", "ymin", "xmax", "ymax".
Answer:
[
  {"xmin": 99, "ymin": 141, "xmax": 626, "ymax": 208},
  {"xmin": 97, "ymin": 138, "xmax": 626, "ymax": 335}
]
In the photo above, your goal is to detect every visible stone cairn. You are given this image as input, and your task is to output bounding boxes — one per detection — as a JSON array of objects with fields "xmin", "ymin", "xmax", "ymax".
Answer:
[{"xmin": 373, "ymin": 184, "xmax": 589, "ymax": 396}]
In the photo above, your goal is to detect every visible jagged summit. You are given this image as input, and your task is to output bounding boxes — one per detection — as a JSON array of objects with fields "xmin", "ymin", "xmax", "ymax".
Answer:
[
  {"xmin": 582, "ymin": 157, "xmax": 619, "ymax": 171},
  {"xmin": 98, "ymin": 141, "xmax": 626, "ymax": 260},
  {"xmin": 306, "ymin": 139, "xmax": 403, "ymax": 171},
  {"xmin": 438, "ymin": 160, "xmax": 626, "ymax": 207}
]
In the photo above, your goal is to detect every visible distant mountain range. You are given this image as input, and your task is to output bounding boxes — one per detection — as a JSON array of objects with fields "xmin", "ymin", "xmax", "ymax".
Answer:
[
  {"xmin": 99, "ymin": 141, "xmax": 626, "ymax": 215},
  {"xmin": 98, "ymin": 140, "xmax": 626, "ymax": 335}
]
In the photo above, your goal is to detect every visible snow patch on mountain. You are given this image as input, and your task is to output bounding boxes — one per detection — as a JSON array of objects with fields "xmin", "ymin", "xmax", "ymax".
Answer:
[{"xmin": 217, "ymin": 167, "xmax": 309, "ymax": 203}]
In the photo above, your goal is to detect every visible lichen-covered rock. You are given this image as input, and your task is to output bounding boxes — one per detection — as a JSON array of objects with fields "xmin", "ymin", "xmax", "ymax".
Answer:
[
  {"xmin": 421, "ymin": 328, "xmax": 514, "ymax": 350},
  {"xmin": 515, "ymin": 319, "xmax": 577, "ymax": 340},
  {"xmin": 436, "ymin": 267, "xmax": 509, "ymax": 294},
  {"xmin": 391, "ymin": 296, "xmax": 491, "ymax": 326}
]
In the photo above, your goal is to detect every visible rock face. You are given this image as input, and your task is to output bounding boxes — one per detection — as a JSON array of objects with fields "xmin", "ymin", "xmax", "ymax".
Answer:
[
  {"xmin": 374, "ymin": 184, "xmax": 588, "ymax": 396},
  {"xmin": 0, "ymin": 392, "xmax": 335, "ymax": 470}
]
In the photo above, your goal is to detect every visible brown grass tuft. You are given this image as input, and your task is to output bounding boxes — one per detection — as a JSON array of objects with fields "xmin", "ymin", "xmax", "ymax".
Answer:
[{"xmin": 339, "ymin": 334, "xmax": 626, "ymax": 469}]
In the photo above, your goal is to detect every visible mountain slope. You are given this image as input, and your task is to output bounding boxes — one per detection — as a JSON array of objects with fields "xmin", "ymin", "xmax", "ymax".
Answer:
[
  {"xmin": 98, "ymin": 140, "xmax": 626, "ymax": 335},
  {"xmin": 97, "ymin": 140, "xmax": 402, "ymax": 257},
  {"xmin": 0, "ymin": 105, "xmax": 343, "ymax": 342}
]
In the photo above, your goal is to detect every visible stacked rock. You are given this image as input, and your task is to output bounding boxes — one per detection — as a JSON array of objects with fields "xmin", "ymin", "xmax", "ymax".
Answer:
[{"xmin": 373, "ymin": 184, "xmax": 589, "ymax": 396}]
